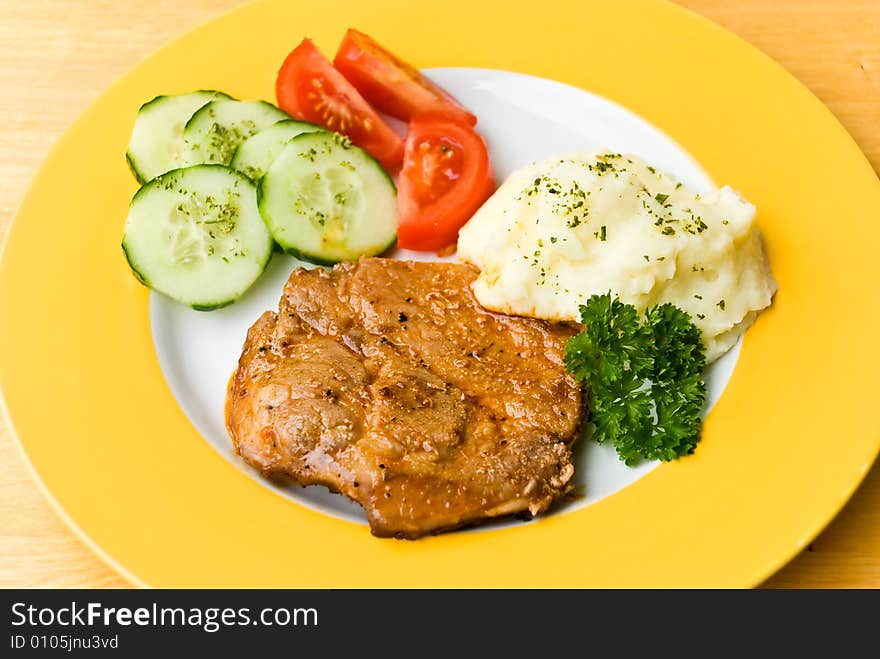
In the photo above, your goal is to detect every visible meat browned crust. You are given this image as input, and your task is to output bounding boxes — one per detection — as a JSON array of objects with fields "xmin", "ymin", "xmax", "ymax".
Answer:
[{"xmin": 226, "ymin": 259, "xmax": 582, "ymax": 538}]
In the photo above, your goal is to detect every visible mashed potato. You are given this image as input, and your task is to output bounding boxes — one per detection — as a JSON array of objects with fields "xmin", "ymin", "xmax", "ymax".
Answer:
[{"xmin": 457, "ymin": 152, "xmax": 777, "ymax": 362}]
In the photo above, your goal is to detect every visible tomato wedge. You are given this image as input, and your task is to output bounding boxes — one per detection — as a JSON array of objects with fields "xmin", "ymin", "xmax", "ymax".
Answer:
[
  {"xmin": 333, "ymin": 29, "xmax": 477, "ymax": 127},
  {"xmin": 397, "ymin": 115, "xmax": 494, "ymax": 251},
  {"xmin": 275, "ymin": 38, "xmax": 404, "ymax": 170}
]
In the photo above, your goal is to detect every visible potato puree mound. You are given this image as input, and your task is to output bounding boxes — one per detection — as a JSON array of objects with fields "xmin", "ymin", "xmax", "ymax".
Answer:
[{"xmin": 457, "ymin": 152, "xmax": 777, "ymax": 363}]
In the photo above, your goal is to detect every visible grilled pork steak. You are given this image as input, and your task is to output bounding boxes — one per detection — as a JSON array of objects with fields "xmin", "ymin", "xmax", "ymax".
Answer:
[{"xmin": 226, "ymin": 259, "xmax": 583, "ymax": 537}]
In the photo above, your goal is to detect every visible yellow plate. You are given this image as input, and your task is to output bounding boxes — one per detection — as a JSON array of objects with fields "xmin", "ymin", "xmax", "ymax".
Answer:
[{"xmin": 1, "ymin": 0, "xmax": 879, "ymax": 587}]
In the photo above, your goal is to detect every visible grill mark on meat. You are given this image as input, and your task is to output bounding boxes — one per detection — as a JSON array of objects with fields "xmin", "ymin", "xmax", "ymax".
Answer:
[{"xmin": 226, "ymin": 259, "xmax": 583, "ymax": 538}]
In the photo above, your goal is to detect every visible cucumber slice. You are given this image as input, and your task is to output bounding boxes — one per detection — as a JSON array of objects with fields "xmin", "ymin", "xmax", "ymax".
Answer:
[
  {"xmin": 179, "ymin": 100, "xmax": 290, "ymax": 168},
  {"xmin": 126, "ymin": 90, "xmax": 232, "ymax": 183},
  {"xmin": 230, "ymin": 120, "xmax": 325, "ymax": 182},
  {"xmin": 122, "ymin": 165, "xmax": 273, "ymax": 310},
  {"xmin": 258, "ymin": 132, "xmax": 397, "ymax": 264}
]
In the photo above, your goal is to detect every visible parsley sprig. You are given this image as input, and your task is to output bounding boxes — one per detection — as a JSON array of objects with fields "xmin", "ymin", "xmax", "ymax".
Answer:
[{"xmin": 564, "ymin": 294, "xmax": 707, "ymax": 465}]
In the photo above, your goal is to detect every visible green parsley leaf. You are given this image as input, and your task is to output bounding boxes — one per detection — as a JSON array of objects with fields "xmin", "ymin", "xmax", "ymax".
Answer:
[
  {"xmin": 563, "ymin": 293, "xmax": 707, "ymax": 465},
  {"xmin": 654, "ymin": 193, "xmax": 669, "ymax": 205}
]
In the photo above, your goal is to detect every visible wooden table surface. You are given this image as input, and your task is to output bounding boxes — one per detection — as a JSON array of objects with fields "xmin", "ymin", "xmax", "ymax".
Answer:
[{"xmin": 1, "ymin": 0, "xmax": 878, "ymax": 588}]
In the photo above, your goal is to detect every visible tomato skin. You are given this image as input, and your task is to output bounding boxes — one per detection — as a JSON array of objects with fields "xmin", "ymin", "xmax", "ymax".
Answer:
[
  {"xmin": 275, "ymin": 38, "xmax": 404, "ymax": 169},
  {"xmin": 333, "ymin": 29, "xmax": 477, "ymax": 126},
  {"xmin": 397, "ymin": 115, "xmax": 494, "ymax": 251}
]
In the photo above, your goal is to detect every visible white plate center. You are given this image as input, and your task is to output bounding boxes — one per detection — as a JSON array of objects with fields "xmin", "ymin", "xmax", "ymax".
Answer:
[{"xmin": 151, "ymin": 68, "xmax": 740, "ymax": 528}]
